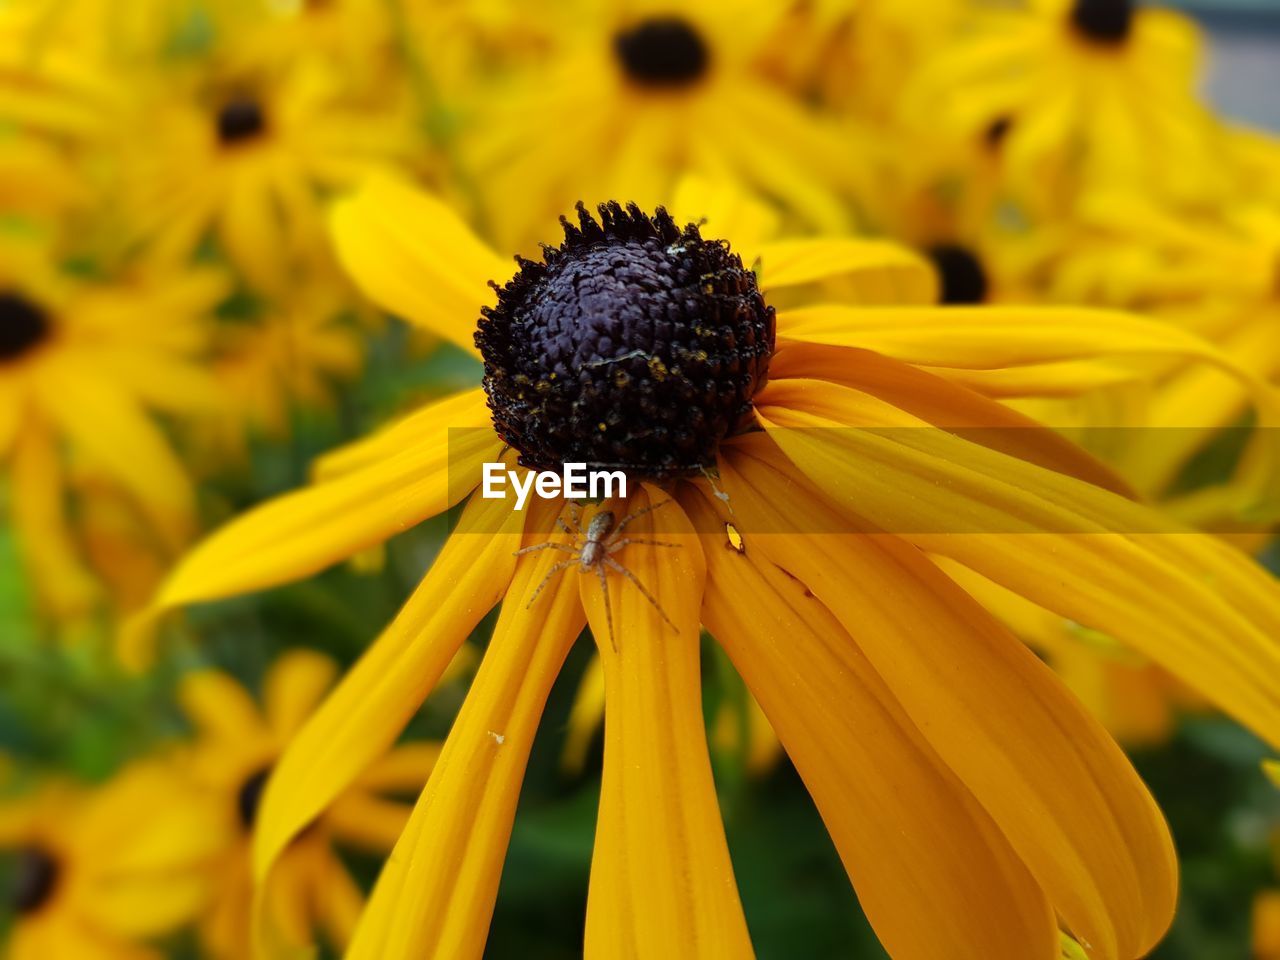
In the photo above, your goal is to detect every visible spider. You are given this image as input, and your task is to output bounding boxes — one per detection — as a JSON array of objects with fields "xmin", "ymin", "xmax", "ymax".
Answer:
[{"xmin": 515, "ymin": 499, "xmax": 680, "ymax": 650}]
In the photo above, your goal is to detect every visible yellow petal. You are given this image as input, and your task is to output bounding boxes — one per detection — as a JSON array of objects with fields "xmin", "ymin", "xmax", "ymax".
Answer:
[
  {"xmin": 8, "ymin": 422, "xmax": 100, "ymax": 619},
  {"xmin": 579, "ymin": 488, "xmax": 754, "ymax": 959},
  {"xmin": 251, "ymin": 493, "xmax": 525, "ymax": 925},
  {"xmin": 1264, "ymin": 760, "xmax": 1280, "ymax": 790},
  {"xmin": 670, "ymin": 173, "xmax": 780, "ymax": 257},
  {"xmin": 38, "ymin": 363, "xmax": 195, "ymax": 551},
  {"xmin": 755, "ymin": 377, "xmax": 1280, "ymax": 750},
  {"xmin": 343, "ymin": 498, "xmax": 584, "ymax": 960},
  {"xmin": 263, "ymin": 650, "xmax": 339, "ymax": 741},
  {"xmin": 325, "ymin": 793, "xmax": 414, "ymax": 853},
  {"xmin": 330, "ymin": 174, "xmax": 509, "ymax": 358},
  {"xmin": 560, "ymin": 652, "xmax": 605, "ymax": 777},
  {"xmin": 179, "ymin": 669, "xmax": 268, "ymax": 743},
  {"xmin": 719, "ymin": 444, "xmax": 1177, "ymax": 960},
  {"xmin": 150, "ymin": 388, "xmax": 497, "ymax": 611},
  {"xmin": 778, "ymin": 304, "xmax": 1279, "ymax": 425},
  {"xmin": 312, "ymin": 389, "xmax": 492, "ymax": 482},
  {"xmin": 687, "ymin": 488, "xmax": 1057, "ymax": 960},
  {"xmin": 757, "ymin": 238, "xmax": 937, "ymax": 304},
  {"xmin": 770, "ymin": 339, "xmax": 1134, "ymax": 496},
  {"xmin": 355, "ymin": 742, "xmax": 444, "ymax": 793}
]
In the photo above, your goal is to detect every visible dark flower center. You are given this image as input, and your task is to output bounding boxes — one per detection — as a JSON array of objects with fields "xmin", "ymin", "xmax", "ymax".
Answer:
[
  {"xmin": 0, "ymin": 291, "xmax": 51, "ymax": 362},
  {"xmin": 614, "ymin": 17, "xmax": 710, "ymax": 88},
  {"xmin": 927, "ymin": 244, "xmax": 989, "ymax": 305},
  {"xmin": 477, "ymin": 203, "xmax": 774, "ymax": 478},
  {"xmin": 11, "ymin": 846, "xmax": 59, "ymax": 914},
  {"xmin": 217, "ymin": 97, "xmax": 267, "ymax": 146},
  {"xmin": 237, "ymin": 766, "xmax": 272, "ymax": 829},
  {"xmin": 1070, "ymin": 0, "xmax": 1134, "ymax": 44},
  {"xmin": 984, "ymin": 115, "xmax": 1013, "ymax": 149}
]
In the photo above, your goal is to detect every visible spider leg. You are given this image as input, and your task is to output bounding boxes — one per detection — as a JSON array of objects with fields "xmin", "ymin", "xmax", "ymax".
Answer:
[
  {"xmin": 604, "ymin": 557, "xmax": 679, "ymax": 634},
  {"xmin": 595, "ymin": 562, "xmax": 617, "ymax": 652},
  {"xmin": 555, "ymin": 516, "xmax": 574, "ymax": 537},
  {"xmin": 605, "ymin": 537, "xmax": 681, "ymax": 553},
  {"xmin": 567, "ymin": 500, "xmax": 584, "ymax": 535},
  {"xmin": 612, "ymin": 498, "xmax": 675, "ymax": 536},
  {"xmin": 514, "ymin": 542, "xmax": 578, "ymax": 557},
  {"xmin": 525, "ymin": 558, "xmax": 579, "ymax": 609}
]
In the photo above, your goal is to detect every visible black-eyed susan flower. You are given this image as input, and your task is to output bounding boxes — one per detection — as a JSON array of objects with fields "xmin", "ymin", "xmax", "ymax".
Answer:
[
  {"xmin": 0, "ymin": 241, "xmax": 224, "ymax": 620},
  {"xmin": 456, "ymin": 0, "xmax": 865, "ymax": 251},
  {"xmin": 178, "ymin": 649, "xmax": 437, "ymax": 959},
  {"xmin": 907, "ymin": 0, "xmax": 1226, "ymax": 208},
  {"xmin": 0, "ymin": 761, "xmax": 223, "ymax": 959},
  {"xmin": 138, "ymin": 177, "xmax": 1280, "ymax": 960},
  {"xmin": 124, "ymin": 56, "xmax": 413, "ymax": 295}
]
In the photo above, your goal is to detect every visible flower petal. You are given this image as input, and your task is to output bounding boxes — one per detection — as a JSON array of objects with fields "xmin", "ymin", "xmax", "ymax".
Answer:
[
  {"xmin": 579, "ymin": 488, "xmax": 754, "ymax": 959},
  {"xmin": 251, "ymin": 493, "xmax": 525, "ymax": 921},
  {"xmin": 687, "ymin": 487, "xmax": 1057, "ymax": 960},
  {"xmin": 179, "ymin": 669, "xmax": 268, "ymax": 744},
  {"xmin": 755, "ymin": 377, "xmax": 1280, "ymax": 750},
  {"xmin": 757, "ymin": 238, "xmax": 937, "ymax": 304},
  {"xmin": 148, "ymin": 388, "xmax": 496, "ymax": 613},
  {"xmin": 343, "ymin": 498, "xmax": 584, "ymax": 960},
  {"xmin": 719, "ymin": 443, "xmax": 1177, "ymax": 960},
  {"xmin": 330, "ymin": 174, "xmax": 509, "ymax": 357},
  {"xmin": 770, "ymin": 339, "xmax": 1134, "ymax": 496},
  {"xmin": 262, "ymin": 649, "xmax": 339, "ymax": 741},
  {"xmin": 38, "ymin": 362, "xmax": 195, "ymax": 551}
]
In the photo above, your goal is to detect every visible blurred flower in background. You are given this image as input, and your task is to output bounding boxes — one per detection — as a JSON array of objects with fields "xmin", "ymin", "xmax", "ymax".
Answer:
[{"xmin": 0, "ymin": 0, "xmax": 1278, "ymax": 958}]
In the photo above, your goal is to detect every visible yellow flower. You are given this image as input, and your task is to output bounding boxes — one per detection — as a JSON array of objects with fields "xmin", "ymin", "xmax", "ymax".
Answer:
[
  {"xmin": 0, "ymin": 761, "xmax": 224, "ymax": 960},
  {"xmin": 178, "ymin": 649, "xmax": 438, "ymax": 959},
  {"xmin": 0, "ymin": 242, "xmax": 224, "ymax": 619},
  {"xmin": 141, "ymin": 176, "xmax": 1280, "ymax": 959},
  {"xmin": 1024, "ymin": 195, "xmax": 1280, "ymax": 512},
  {"xmin": 123, "ymin": 56, "xmax": 412, "ymax": 295},
  {"xmin": 197, "ymin": 283, "xmax": 365, "ymax": 463},
  {"xmin": 907, "ymin": 0, "xmax": 1225, "ymax": 207},
  {"xmin": 455, "ymin": 0, "xmax": 864, "ymax": 251},
  {"xmin": 755, "ymin": 0, "xmax": 959, "ymax": 121}
]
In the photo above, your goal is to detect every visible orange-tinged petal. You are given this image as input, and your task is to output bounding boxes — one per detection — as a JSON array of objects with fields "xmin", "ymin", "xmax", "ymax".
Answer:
[
  {"xmin": 149, "ymin": 389, "xmax": 497, "ymax": 612},
  {"xmin": 687, "ymin": 488, "xmax": 1057, "ymax": 960},
  {"xmin": 770, "ymin": 339, "xmax": 1134, "ymax": 496},
  {"xmin": 778, "ymin": 304, "xmax": 1279, "ymax": 423},
  {"xmin": 754, "ymin": 378, "xmax": 1280, "ymax": 750},
  {"xmin": 580, "ymin": 488, "xmax": 753, "ymax": 960},
  {"xmin": 719, "ymin": 444, "xmax": 1177, "ymax": 960},
  {"xmin": 251, "ymin": 493, "xmax": 524, "ymax": 917},
  {"xmin": 330, "ymin": 174, "xmax": 509, "ymax": 358},
  {"xmin": 343, "ymin": 498, "xmax": 584, "ymax": 960}
]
